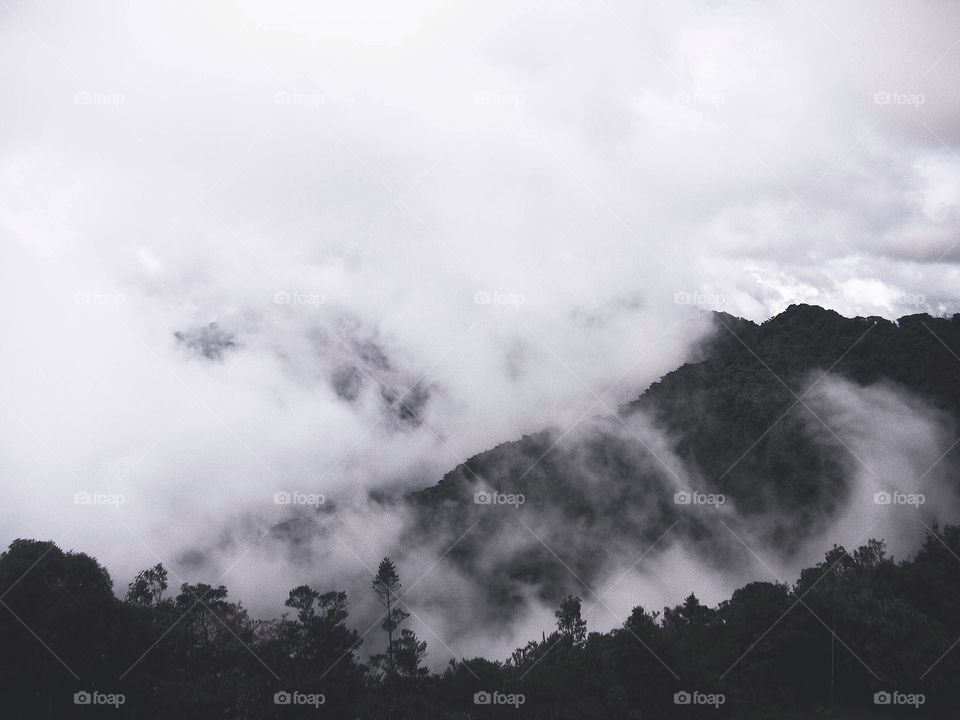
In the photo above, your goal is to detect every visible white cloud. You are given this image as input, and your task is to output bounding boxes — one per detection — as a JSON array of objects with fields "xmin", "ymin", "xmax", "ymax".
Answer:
[{"xmin": 0, "ymin": 0, "xmax": 958, "ymax": 630}]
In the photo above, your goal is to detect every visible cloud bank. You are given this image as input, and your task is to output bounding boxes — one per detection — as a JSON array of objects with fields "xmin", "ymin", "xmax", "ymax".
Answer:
[{"xmin": 1, "ymin": 0, "xmax": 959, "ymax": 666}]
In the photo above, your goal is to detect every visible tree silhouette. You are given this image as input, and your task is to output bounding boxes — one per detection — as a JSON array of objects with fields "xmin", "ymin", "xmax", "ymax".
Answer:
[
  {"xmin": 392, "ymin": 628, "xmax": 428, "ymax": 679},
  {"xmin": 372, "ymin": 557, "xmax": 409, "ymax": 676},
  {"xmin": 5, "ymin": 527, "xmax": 960, "ymax": 717},
  {"xmin": 555, "ymin": 594, "xmax": 587, "ymax": 646},
  {"xmin": 126, "ymin": 562, "xmax": 168, "ymax": 607}
]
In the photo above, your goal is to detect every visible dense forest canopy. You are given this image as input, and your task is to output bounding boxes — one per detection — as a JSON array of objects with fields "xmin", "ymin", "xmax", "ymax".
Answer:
[{"xmin": 2, "ymin": 526, "xmax": 960, "ymax": 718}]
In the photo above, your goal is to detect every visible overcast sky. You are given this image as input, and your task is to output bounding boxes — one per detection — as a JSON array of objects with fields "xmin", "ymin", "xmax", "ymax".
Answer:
[{"xmin": 1, "ymin": 0, "xmax": 960, "ymax": 627}]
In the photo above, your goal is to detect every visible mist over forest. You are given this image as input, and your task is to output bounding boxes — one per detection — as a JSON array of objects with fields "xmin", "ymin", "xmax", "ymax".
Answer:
[{"xmin": 4, "ymin": 306, "xmax": 960, "ymax": 718}]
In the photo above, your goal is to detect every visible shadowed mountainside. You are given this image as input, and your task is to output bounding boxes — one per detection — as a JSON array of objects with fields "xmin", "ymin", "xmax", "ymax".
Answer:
[{"xmin": 403, "ymin": 306, "xmax": 960, "ymax": 613}]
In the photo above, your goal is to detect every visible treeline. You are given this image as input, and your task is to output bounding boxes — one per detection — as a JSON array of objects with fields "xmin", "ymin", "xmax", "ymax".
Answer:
[{"xmin": 3, "ymin": 527, "xmax": 960, "ymax": 718}]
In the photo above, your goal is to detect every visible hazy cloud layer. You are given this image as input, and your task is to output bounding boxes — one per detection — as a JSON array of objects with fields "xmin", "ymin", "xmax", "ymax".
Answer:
[{"xmin": 1, "ymin": 0, "xmax": 960, "ymax": 665}]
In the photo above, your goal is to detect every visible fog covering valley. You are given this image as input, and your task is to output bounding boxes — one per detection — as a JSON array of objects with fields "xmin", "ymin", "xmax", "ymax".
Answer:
[
  {"xmin": 7, "ymin": 301, "xmax": 960, "ymax": 672},
  {"xmin": 255, "ymin": 305, "xmax": 960, "ymax": 664}
]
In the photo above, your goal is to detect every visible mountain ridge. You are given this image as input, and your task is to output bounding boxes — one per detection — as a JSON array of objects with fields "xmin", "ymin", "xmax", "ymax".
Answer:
[{"xmin": 402, "ymin": 304, "xmax": 960, "ymax": 611}]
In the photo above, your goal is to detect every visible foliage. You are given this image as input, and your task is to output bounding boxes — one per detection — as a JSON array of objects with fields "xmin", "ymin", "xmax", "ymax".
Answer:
[{"xmin": 3, "ymin": 528, "xmax": 960, "ymax": 716}]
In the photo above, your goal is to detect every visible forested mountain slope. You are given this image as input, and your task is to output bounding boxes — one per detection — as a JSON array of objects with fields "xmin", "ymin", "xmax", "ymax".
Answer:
[{"xmin": 405, "ymin": 306, "xmax": 960, "ymax": 610}]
